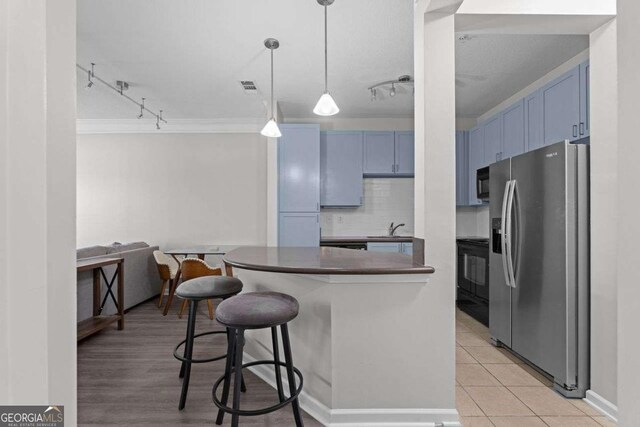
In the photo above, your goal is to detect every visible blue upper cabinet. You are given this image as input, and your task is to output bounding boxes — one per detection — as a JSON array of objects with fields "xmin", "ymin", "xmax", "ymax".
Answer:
[
  {"xmin": 320, "ymin": 131, "xmax": 363, "ymax": 207},
  {"xmin": 483, "ymin": 114, "xmax": 502, "ymax": 165},
  {"xmin": 524, "ymin": 91, "xmax": 543, "ymax": 152},
  {"xmin": 279, "ymin": 213, "xmax": 320, "ymax": 247},
  {"xmin": 455, "ymin": 131, "xmax": 468, "ymax": 206},
  {"xmin": 501, "ymin": 99, "xmax": 525, "ymax": 159},
  {"xmin": 579, "ymin": 61, "xmax": 590, "ymax": 138},
  {"xmin": 468, "ymin": 125, "xmax": 484, "ymax": 206},
  {"xmin": 540, "ymin": 66, "xmax": 580, "ymax": 145},
  {"xmin": 363, "ymin": 131, "xmax": 396, "ymax": 175},
  {"xmin": 279, "ymin": 124, "xmax": 320, "ymax": 212},
  {"xmin": 394, "ymin": 131, "xmax": 415, "ymax": 175}
]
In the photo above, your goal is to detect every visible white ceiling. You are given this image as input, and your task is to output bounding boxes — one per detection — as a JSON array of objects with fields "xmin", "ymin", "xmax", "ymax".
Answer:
[
  {"xmin": 77, "ymin": 1, "xmax": 589, "ymax": 121},
  {"xmin": 455, "ymin": 34, "xmax": 588, "ymax": 117},
  {"xmin": 77, "ymin": 0, "xmax": 415, "ymax": 120}
]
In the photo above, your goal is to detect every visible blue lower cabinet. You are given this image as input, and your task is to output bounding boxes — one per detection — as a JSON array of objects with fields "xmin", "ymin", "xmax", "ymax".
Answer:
[
  {"xmin": 401, "ymin": 242, "xmax": 413, "ymax": 255},
  {"xmin": 367, "ymin": 242, "xmax": 402, "ymax": 253},
  {"xmin": 279, "ymin": 213, "xmax": 320, "ymax": 247}
]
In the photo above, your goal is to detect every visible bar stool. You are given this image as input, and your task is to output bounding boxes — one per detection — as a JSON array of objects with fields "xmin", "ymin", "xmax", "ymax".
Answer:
[
  {"xmin": 174, "ymin": 276, "xmax": 244, "ymax": 410},
  {"xmin": 212, "ymin": 291, "xmax": 304, "ymax": 427}
]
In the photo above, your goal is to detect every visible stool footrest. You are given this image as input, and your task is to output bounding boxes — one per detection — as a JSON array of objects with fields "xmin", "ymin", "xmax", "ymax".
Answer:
[
  {"xmin": 173, "ymin": 330, "xmax": 228, "ymax": 364},
  {"xmin": 212, "ymin": 360, "xmax": 303, "ymax": 417}
]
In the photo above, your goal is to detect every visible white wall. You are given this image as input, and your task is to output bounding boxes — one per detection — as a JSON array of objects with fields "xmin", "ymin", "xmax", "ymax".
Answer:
[
  {"xmin": 77, "ymin": 133, "xmax": 268, "ymax": 249},
  {"xmin": 617, "ymin": 0, "xmax": 640, "ymax": 424},
  {"xmin": 1, "ymin": 0, "xmax": 77, "ymax": 421},
  {"xmin": 588, "ymin": 18, "xmax": 619, "ymax": 411},
  {"xmin": 456, "ymin": 205, "xmax": 489, "ymax": 237},
  {"xmin": 413, "ymin": 2, "xmax": 458, "ymax": 419},
  {"xmin": 457, "ymin": 0, "xmax": 615, "ymax": 15},
  {"xmin": 321, "ymin": 178, "xmax": 414, "ymax": 236}
]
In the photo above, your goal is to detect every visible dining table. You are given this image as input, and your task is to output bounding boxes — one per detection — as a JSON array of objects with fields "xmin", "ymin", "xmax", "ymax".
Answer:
[{"xmin": 162, "ymin": 245, "xmax": 240, "ymax": 315}]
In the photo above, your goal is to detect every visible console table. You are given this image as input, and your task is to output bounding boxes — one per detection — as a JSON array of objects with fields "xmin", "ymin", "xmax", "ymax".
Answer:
[{"xmin": 77, "ymin": 257, "xmax": 124, "ymax": 340}]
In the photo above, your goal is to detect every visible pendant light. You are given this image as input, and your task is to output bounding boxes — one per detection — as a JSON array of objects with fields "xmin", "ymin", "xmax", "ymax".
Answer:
[
  {"xmin": 261, "ymin": 38, "xmax": 282, "ymax": 138},
  {"xmin": 313, "ymin": 0, "xmax": 339, "ymax": 116}
]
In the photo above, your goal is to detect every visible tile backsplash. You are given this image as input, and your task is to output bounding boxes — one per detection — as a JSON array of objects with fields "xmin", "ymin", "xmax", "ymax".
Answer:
[{"xmin": 321, "ymin": 178, "xmax": 414, "ymax": 237}]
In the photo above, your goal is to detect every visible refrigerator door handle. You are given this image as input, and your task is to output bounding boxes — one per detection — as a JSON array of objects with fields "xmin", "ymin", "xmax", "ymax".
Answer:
[
  {"xmin": 501, "ymin": 180, "xmax": 513, "ymax": 288},
  {"xmin": 505, "ymin": 180, "xmax": 517, "ymax": 288}
]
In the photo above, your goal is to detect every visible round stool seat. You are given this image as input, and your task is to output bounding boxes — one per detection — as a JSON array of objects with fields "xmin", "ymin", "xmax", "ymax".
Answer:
[
  {"xmin": 175, "ymin": 276, "xmax": 243, "ymax": 301},
  {"xmin": 216, "ymin": 291, "xmax": 299, "ymax": 329}
]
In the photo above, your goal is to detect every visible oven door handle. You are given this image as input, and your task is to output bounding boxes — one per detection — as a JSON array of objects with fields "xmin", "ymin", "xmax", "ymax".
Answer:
[{"xmin": 500, "ymin": 180, "xmax": 513, "ymax": 288}]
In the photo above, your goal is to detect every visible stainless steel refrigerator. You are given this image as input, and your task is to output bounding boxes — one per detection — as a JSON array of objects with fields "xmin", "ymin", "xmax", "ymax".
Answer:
[{"xmin": 489, "ymin": 140, "xmax": 589, "ymax": 398}]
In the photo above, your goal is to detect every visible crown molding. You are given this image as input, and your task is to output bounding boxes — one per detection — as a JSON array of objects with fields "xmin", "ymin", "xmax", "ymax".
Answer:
[{"xmin": 76, "ymin": 118, "xmax": 265, "ymax": 134}]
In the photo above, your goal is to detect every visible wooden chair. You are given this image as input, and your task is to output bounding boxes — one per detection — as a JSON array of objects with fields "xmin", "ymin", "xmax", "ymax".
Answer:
[
  {"xmin": 153, "ymin": 250, "xmax": 181, "ymax": 309},
  {"xmin": 178, "ymin": 258, "xmax": 223, "ymax": 320}
]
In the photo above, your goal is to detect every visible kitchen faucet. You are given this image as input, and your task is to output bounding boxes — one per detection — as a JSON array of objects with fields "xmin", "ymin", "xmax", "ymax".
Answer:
[{"xmin": 388, "ymin": 222, "xmax": 406, "ymax": 236}]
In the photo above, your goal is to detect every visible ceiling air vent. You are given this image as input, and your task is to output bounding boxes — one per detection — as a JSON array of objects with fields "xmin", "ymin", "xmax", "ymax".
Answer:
[{"xmin": 240, "ymin": 80, "xmax": 258, "ymax": 94}]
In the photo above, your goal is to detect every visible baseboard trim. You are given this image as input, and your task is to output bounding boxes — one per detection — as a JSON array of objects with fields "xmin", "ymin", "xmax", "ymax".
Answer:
[
  {"xmin": 242, "ymin": 352, "xmax": 460, "ymax": 426},
  {"xmin": 585, "ymin": 390, "xmax": 618, "ymax": 423}
]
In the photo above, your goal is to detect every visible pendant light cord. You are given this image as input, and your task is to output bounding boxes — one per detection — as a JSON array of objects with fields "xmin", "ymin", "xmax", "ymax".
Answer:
[
  {"xmin": 271, "ymin": 46, "xmax": 275, "ymax": 120},
  {"xmin": 324, "ymin": 3, "xmax": 328, "ymax": 93}
]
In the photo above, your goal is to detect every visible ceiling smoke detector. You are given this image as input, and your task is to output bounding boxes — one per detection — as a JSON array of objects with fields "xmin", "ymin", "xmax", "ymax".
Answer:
[{"xmin": 240, "ymin": 80, "xmax": 258, "ymax": 94}]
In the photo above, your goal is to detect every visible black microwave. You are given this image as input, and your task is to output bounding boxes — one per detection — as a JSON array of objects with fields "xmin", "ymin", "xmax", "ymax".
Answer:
[{"xmin": 476, "ymin": 166, "xmax": 490, "ymax": 201}]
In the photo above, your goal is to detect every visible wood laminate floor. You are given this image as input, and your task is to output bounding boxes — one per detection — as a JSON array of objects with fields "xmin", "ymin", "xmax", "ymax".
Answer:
[
  {"xmin": 77, "ymin": 299, "xmax": 322, "ymax": 426},
  {"xmin": 78, "ymin": 299, "xmax": 615, "ymax": 426}
]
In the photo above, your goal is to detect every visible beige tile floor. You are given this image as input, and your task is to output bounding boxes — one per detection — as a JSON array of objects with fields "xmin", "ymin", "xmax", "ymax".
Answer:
[{"xmin": 456, "ymin": 309, "xmax": 616, "ymax": 427}]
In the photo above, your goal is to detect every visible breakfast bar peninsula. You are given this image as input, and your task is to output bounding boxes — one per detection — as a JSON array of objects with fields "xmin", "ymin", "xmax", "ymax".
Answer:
[{"xmin": 223, "ymin": 246, "xmax": 453, "ymax": 427}]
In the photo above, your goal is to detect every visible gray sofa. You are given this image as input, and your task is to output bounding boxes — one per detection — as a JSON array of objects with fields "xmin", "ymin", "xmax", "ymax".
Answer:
[{"xmin": 77, "ymin": 242, "xmax": 160, "ymax": 321}]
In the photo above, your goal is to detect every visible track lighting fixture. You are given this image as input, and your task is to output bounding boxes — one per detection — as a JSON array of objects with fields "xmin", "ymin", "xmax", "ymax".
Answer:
[
  {"xmin": 77, "ymin": 62, "xmax": 167, "ymax": 130},
  {"xmin": 86, "ymin": 63, "xmax": 95, "ymax": 88},
  {"xmin": 368, "ymin": 75, "xmax": 414, "ymax": 101},
  {"xmin": 313, "ymin": 0, "xmax": 339, "ymax": 116},
  {"xmin": 261, "ymin": 38, "xmax": 282, "ymax": 138},
  {"xmin": 138, "ymin": 98, "xmax": 145, "ymax": 119}
]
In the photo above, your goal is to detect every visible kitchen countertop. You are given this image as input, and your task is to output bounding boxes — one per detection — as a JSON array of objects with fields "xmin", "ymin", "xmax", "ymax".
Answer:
[
  {"xmin": 320, "ymin": 235, "xmax": 414, "ymax": 244},
  {"xmin": 223, "ymin": 246, "xmax": 434, "ymax": 275}
]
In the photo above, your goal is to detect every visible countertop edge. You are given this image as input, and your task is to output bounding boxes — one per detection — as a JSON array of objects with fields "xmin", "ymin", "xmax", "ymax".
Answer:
[{"xmin": 223, "ymin": 257, "xmax": 435, "ymax": 276}]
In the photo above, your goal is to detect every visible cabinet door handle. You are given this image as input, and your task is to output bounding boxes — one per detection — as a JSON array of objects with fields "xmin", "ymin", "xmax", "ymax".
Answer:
[
  {"xmin": 317, "ymin": 202, "xmax": 319, "ymax": 211},
  {"xmin": 391, "ymin": 164, "xmax": 395, "ymax": 172},
  {"xmin": 579, "ymin": 122, "xmax": 585, "ymax": 135},
  {"xmin": 573, "ymin": 125, "xmax": 578, "ymax": 138}
]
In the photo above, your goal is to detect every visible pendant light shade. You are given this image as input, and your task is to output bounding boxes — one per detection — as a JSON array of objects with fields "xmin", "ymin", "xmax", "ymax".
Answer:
[
  {"xmin": 314, "ymin": 0, "xmax": 339, "ymax": 116},
  {"xmin": 261, "ymin": 118, "xmax": 282, "ymax": 138},
  {"xmin": 313, "ymin": 92, "xmax": 340, "ymax": 116},
  {"xmin": 261, "ymin": 38, "xmax": 281, "ymax": 138}
]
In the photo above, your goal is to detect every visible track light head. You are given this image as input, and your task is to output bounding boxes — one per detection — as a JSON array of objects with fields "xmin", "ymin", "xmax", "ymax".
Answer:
[{"xmin": 371, "ymin": 88, "xmax": 377, "ymax": 101}]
